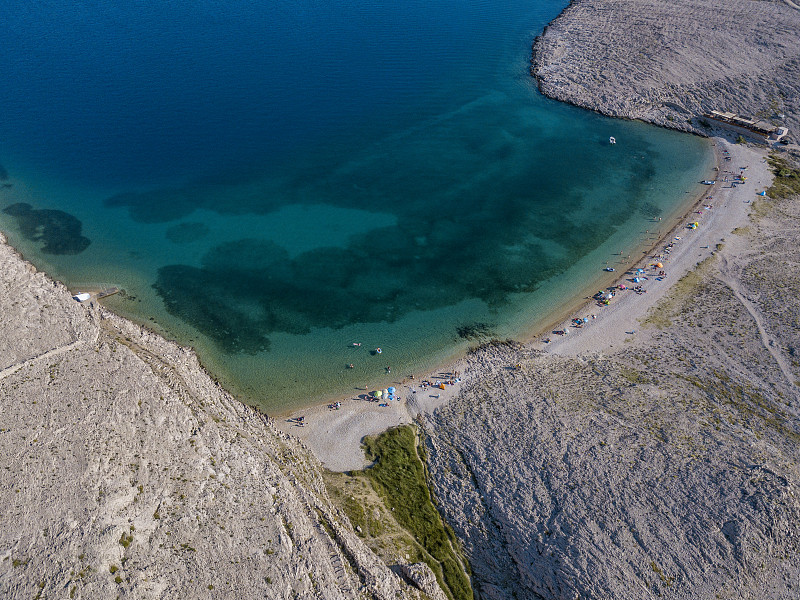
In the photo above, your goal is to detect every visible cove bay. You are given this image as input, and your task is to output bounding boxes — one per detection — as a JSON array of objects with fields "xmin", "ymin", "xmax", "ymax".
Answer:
[{"xmin": 0, "ymin": 0, "xmax": 711, "ymax": 411}]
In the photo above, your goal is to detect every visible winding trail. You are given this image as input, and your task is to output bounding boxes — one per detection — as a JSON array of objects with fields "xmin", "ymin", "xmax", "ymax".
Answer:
[{"xmin": 715, "ymin": 266, "xmax": 797, "ymax": 388}]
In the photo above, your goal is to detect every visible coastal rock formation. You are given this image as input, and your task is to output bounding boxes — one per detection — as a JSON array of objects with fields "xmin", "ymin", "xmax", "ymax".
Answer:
[
  {"xmin": 0, "ymin": 235, "xmax": 438, "ymax": 599},
  {"xmin": 423, "ymin": 191, "xmax": 800, "ymax": 598},
  {"xmin": 532, "ymin": 0, "xmax": 800, "ymax": 138},
  {"xmin": 400, "ymin": 563, "xmax": 450, "ymax": 600}
]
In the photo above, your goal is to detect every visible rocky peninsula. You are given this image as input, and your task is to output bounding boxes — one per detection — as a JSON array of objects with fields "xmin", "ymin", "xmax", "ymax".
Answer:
[{"xmin": 532, "ymin": 0, "xmax": 800, "ymax": 138}]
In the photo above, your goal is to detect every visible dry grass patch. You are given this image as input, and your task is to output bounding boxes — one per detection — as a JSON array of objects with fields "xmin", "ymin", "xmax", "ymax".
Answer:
[{"xmin": 639, "ymin": 257, "xmax": 716, "ymax": 329}]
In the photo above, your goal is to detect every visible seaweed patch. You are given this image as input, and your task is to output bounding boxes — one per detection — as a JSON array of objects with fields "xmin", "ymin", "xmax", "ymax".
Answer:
[{"xmin": 2, "ymin": 203, "xmax": 90, "ymax": 255}]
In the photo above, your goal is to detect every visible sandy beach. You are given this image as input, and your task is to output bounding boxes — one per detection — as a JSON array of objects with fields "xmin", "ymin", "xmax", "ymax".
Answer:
[{"xmin": 278, "ymin": 136, "xmax": 773, "ymax": 471}]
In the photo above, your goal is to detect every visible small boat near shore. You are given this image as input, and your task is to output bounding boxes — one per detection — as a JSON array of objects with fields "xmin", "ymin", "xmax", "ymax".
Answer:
[
  {"xmin": 701, "ymin": 180, "xmax": 716, "ymax": 185},
  {"xmin": 609, "ymin": 136, "xmax": 616, "ymax": 145}
]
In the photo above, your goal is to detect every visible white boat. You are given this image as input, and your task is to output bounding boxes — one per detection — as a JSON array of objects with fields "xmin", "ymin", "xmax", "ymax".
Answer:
[{"xmin": 609, "ymin": 136, "xmax": 616, "ymax": 145}]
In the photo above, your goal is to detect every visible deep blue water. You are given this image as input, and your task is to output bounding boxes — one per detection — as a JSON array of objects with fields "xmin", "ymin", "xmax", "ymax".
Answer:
[
  {"xmin": 0, "ymin": 0, "xmax": 712, "ymax": 411},
  {"xmin": 1, "ymin": 0, "xmax": 538, "ymax": 185}
]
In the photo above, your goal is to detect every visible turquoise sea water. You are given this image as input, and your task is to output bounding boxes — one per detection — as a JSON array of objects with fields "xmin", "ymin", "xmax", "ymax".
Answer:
[{"xmin": 0, "ymin": 1, "xmax": 712, "ymax": 412}]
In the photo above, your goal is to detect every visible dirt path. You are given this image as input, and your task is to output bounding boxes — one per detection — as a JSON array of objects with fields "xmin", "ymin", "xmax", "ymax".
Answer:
[
  {"xmin": 716, "ymin": 252, "xmax": 797, "ymax": 388},
  {"xmin": 0, "ymin": 338, "xmax": 86, "ymax": 381}
]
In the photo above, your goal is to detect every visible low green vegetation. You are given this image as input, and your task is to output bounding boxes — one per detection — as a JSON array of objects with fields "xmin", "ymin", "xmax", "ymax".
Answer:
[
  {"xmin": 766, "ymin": 154, "xmax": 800, "ymax": 200},
  {"xmin": 682, "ymin": 370, "xmax": 800, "ymax": 444},
  {"xmin": 363, "ymin": 426, "xmax": 472, "ymax": 600},
  {"xmin": 618, "ymin": 366, "xmax": 651, "ymax": 385},
  {"xmin": 325, "ymin": 425, "xmax": 472, "ymax": 600},
  {"xmin": 650, "ymin": 560, "xmax": 674, "ymax": 587}
]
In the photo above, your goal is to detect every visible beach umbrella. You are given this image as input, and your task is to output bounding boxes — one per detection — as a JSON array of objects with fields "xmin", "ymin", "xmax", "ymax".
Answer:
[
  {"xmin": 387, "ymin": 386, "xmax": 395, "ymax": 393},
  {"xmin": 656, "ymin": 262, "xmax": 663, "ymax": 268},
  {"xmin": 373, "ymin": 390, "xmax": 382, "ymax": 398}
]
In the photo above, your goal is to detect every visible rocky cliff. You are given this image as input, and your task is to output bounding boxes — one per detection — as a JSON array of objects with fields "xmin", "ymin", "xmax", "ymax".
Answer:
[{"xmin": 0, "ymin": 235, "xmax": 438, "ymax": 599}]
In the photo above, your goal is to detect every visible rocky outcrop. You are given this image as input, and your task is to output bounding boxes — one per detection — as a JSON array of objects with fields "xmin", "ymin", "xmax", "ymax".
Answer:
[
  {"xmin": 0, "ymin": 234, "xmax": 437, "ymax": 599},
  {"xmin": 532, "ymin": 0, "xmax": 800, "ymax": 138},
  {"xmin": 401, "ymin": 563, "xmax": 449, "ymax": 600}
]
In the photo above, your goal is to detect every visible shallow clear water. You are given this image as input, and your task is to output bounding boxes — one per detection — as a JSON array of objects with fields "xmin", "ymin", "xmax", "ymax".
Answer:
[{"xmin": 0, "ymin": 1, "xmax": 712, "ymax": 412}]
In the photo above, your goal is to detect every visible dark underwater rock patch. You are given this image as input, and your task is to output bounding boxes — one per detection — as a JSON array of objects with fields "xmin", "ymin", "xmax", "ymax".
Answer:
[
  {"xmin": 456, "ymin": 322, "xmax": 495, "ymax": 341},
  {"xmin": 150, "ymin": 191, "xmax": 634, "ymax": 354},
  {"xmin": 147, "ymin": 151, "xmax": 651, "ymax": 355},
  {"xmin": 2, "ymin": 202, "xmax": 90, "ymax": 255},
  {"xmin": 105, "ymin": 188, "xmax": 196, "ymax": 223}
]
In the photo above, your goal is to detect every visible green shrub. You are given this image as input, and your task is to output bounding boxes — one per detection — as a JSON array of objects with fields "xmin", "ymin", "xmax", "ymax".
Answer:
[{"xmin": 363, "ymin": 426, "xmax": 472, "ymax": 600}]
